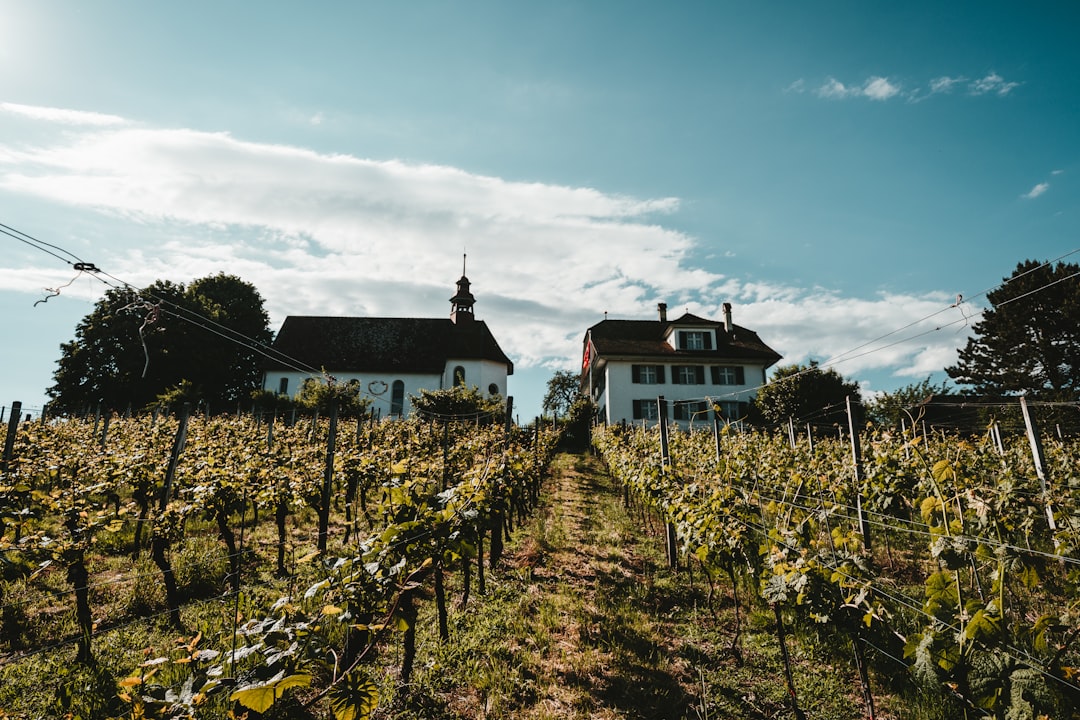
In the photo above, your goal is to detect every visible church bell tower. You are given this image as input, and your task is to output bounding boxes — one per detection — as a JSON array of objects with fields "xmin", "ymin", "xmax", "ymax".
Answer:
[{"xmin": 450, "ymin": 254, "xmax": 475, "ymax": 324}]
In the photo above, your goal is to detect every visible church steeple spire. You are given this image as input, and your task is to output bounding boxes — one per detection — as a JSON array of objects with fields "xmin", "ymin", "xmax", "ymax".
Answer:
[{"xmin": 450, "ymin": 253, "xmax": 475, "ymax": 324}]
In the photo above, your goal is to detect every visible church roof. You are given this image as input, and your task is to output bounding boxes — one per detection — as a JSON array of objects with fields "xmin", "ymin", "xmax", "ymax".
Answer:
[{"xmin": 265, "ymin": 316, "xmax": 514, "ymax": 375}]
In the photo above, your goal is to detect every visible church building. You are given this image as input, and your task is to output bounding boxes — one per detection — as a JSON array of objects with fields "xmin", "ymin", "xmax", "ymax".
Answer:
[{"xmin": 262, "ymin": 272, "xmax": 513, "ymax": 418}]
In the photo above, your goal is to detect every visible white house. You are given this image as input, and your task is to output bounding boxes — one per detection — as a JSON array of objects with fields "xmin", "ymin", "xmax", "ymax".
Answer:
[
  {"xmin": 263, "ymin": 274, "xmax": 513, "ymax": 418},
  {"xmin": 581, "ymin": 302, "xmax": 781, "ymax": 428}
]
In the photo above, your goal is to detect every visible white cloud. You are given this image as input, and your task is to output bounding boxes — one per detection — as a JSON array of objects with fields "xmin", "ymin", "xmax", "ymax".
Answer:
[
  {"xmin": 815, "ymin": 76, "xmax": 900, "ymax": 101},
  {"xmin": 806, "ymin": 72, "xmax": 1020, "ymax": 103},
  {"xmin": 816, "ymin": 78, "xmax": 853, "ymax": 99},
  {"xmin": 1023, "ymin": 182, "xmax": 1050, "ymax": 199},
  {"xmin": 0, "ymin": 106, "xmax": 699, "ymax": 375},
  {"xmin": 784, "ymin": 79, "xmax": 806, "ymax": 94},
  {"xmin": 862, "ymin": 76, "xmax": 901, "ymax": 101},
  {"xmin": 929, "ymin": 75, "xmax": 965, "ymax": 94},
  {"xmin": 0, "ymin": 102, "xmax": 128, "ymax": 126},
  {"xmin": 970, "ymin": 72, "xmax": 1020, "ymax": 96}
]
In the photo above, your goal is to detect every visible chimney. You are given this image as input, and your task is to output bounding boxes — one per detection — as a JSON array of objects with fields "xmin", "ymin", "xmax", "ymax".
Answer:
[
  {"xmin": 722, "ymin": 302, "xmax": 733, "ymax": 333},
  {"xmin": 657, "ymin": 302, "xmax": 668, "ymax": 323}
]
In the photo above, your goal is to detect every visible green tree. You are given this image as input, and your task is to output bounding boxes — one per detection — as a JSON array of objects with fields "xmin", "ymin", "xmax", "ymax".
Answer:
[
  {"xmin": 410, "ymin": 385, "xmax": 504, "ymax": 423},
  {"xmin": 294, "ymin": 377, "xmax": 371, "ymax": 418},
  {"xmin": 947, "ymin": 259, "xmax": 1080, "ymax": 400},
  {"xmin": 48, "ymin": 274, "xmax": 272, "ymax": 414},
  {"xmin": 864, "ymin": 377, "xmax": 950, "ymax": 428},
  {"xmin": 542, "ymin": 369, "xmax": 581, "ymax": 417},
  {"xmin": 752, "ymin": 361, "xmax": 861, "ymax": 430}
]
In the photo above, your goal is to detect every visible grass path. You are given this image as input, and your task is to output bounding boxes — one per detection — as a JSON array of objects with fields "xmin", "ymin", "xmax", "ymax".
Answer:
[{"xmin": 393, "ymin": 453, "xmax": 880, "ymax": 720}]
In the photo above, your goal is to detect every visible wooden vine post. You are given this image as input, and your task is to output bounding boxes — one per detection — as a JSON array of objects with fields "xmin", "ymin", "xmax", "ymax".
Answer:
[
  {"xmin": 317, "ymin": 400, "xmax": 339, "ymax": 552},
  {"xmin": 1, "ymin": 400, "xmax": 20, "ymax": 472},
  {"xmin": 845, "ymin": 396, "xmax": 872, "ymax": 551},
  {"xmin": 658, "ymin": 396, "xmax": 678, "ymax": 570},
  {"xmin": 1019, "ymin": 395, "xmax": 1057, "ymax": 531}
]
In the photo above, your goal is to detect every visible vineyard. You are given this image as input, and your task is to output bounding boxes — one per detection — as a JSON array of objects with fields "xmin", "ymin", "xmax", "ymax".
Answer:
[
  {"xmin": 593, "ymin": 417, "xmax": 1080, "ymax": 719},
  {"xmin": 0, "ymin": 406, "xmax": 559, "ymax": 719},
  {"xmin": 2, "ymin": 403, "xmax": 1080, "ymax": 719}
]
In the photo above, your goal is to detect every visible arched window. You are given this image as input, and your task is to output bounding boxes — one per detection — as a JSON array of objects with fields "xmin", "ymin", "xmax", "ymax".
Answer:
[
  {"xmin": 390, "ymin": 380, "xmax": 405, "ymax": 417},
  {"xmin": 488, "ymin": 383, "xmax": 499, "ymax": 396},
  {"xmin": 453, "ymin": 366, "xmax": 466, "ymax": 387}
]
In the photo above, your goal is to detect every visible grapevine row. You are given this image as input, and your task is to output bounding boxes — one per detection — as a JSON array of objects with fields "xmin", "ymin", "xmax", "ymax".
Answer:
[
  {"xmin": 593, "ymin": 421, "xmax": 1080, "ymax": 719},
  {"xmin": 0, "ymin": 409, "xmax": 561, "ymax": 718}
]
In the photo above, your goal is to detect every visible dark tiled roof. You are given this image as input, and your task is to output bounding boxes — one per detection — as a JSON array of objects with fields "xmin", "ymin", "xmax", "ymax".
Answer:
[
  {"xmin": 586, "ymin": 312, "xmax": 781, "ymax": 364},
  {"xmin": 265, "ymin": 316, "xmax": 514, "ymax": 374}
]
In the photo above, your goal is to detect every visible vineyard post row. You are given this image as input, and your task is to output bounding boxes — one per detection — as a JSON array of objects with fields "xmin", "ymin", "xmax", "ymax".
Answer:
[
  {"xmin": 0, "ymin": 401, "xmax": 565, "ymax": 719},
  {"xmin": 593, "ymin": 396, "xmax": 1080, "ymax": 719}
]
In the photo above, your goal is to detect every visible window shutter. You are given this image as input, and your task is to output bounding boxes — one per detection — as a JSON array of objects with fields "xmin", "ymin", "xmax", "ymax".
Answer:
[
  {"xmin": 710, "ymin": 366, "xmax": 719, "ymax": 384},
  {"xmin": 657, "ymin": 365, "xmax": 666, "ymax": 384},
  {"xmin": 695, "ymin": 366, "xmax": 705, "ymax": 384},
  {"xmin": 632, "ymin": 399, "xmax": 642, "ymax": 419},
  {"xmin": 678, "ymin": 332, "xmax": 687, "ymax": 350},
  {"xmin": 671, "ymin": 366, "xmax": 682, "ymax": 384},
  {"xmin": 703, "ymin": 333, "xmax": 713, "ymax": 350},
  {"xmin": 631, "ymin": 365, "xmax": 641, "ymax": 383},
  {"xmin": 735, "ymin": 366, "xmax": 745, "ymax": 384}
]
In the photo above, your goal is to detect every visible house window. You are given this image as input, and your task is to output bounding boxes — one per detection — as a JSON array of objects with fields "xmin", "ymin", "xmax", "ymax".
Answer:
[
  {"xmin": 672, "ymin": 365, "xmax": 705, "ymax": 385},
  {"xmin": 632, "ymin": 399, "xmax": 660, "ymax": 421},
  {"xmin": 278, "ymin": 377, "xmax": 289, "ymax": 394},
  {"xmin": 453, "ymin": 366, "xmax": 466, "ymax": 387},
  {"xmin": 678, "ymin": 331, "xmax": 712, "ymax": 350},
  {"xmin": 711, "ymin": 366, "xmax": 745, "ymax": 385},
  {"xmin": 716, "ymin": 401, "xmax": 747, "ymax": 420},
  {"xmin": 673, "ymin": 400, "xmax": 708, "ymax": 421},
  {"xmin": 390, "ymin": 380, "xmax": 405, "ymax": 417},
  {"xmin": 631, "ymin": 364, "xmax": 665, "ymax": 384},
  {"xmin": 488, "ymin": 383, "xmax": 499, "ymax": 396}
]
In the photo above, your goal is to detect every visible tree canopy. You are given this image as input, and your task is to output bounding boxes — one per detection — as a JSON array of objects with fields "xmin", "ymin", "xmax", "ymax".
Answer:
[
  {"xmin": 752, "ymin": 361, "xmax": 861, "ymax": 430},
  {"xmin": 409, "ymin": 385, "xmax": 504, "ymax": 423},
  {"xmin": 947, "ymin": 259, "xmax": 1080, "ymax": 401},
  {"xmin": 48, "ymin": 274, "xmax": 273, "ymax": 414},
  {"xmin": 542, "ymin": 369, "xmax": 582, "ymax": 417}
]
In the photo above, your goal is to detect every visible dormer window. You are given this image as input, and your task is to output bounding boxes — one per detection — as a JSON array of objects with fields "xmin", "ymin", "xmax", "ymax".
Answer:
[{"xmin": 677, "ymin": 330, "xmax": 712, "ymax": 350}]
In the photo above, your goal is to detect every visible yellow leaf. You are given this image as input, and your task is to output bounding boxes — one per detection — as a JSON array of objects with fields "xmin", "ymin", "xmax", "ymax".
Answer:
[
  {"xmin": 322, "ymin": 605, "xmax": 344, "ymax": 615},
  {"xmin": 118, "ymin": 677, "xmax": 143, "ymax": 688}
]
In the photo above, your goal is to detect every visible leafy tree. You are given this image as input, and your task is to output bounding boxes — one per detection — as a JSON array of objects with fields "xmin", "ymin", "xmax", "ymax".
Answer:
[
  {"xmin": 410, "ymin": 385, "xmax": 504, "ymax": 423},
  {"xmin": 48, "ymin": 274, "xmax": 272, "ymax": 414},
  {"xmin": 752, "ymin": 361, "xmax": 861, "ymax": 430},
  {"xmin": 864, "ymin": 377, "xmax": 950, "ymax": 428},
  {"xmin": 947, "ymin": 259, "xmax": 1080, "ymax": 401},
  {"xmin": 542, "ymin": 369, "xmax": 582, "ymax": 417},
  {"xmin": 294, "ymin": 377, "xmax": 371, "ymax": 418}
]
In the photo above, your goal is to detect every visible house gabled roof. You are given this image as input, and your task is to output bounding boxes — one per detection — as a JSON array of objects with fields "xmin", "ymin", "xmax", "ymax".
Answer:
[
  {"xmin": 585, "ymin": 311, "xmax": 781, "ymax": 365},
  {"xmin": 265, "ymin": 316, "xmax": 514, "ymax": 375}
]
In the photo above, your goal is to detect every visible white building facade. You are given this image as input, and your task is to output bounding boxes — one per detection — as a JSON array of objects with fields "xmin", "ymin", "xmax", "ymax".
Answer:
[{"xmin": 582, "ymin": 303, "xmax": 781, "ymax": 429}]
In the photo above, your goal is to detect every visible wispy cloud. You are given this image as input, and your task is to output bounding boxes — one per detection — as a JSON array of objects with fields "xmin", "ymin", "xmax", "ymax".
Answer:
[
  {"xmin": 970, "ymin": 72, "xmax": 1020, "ymax": 96},
  {"xmin": 1022, "ymin": 181, "xmax": 1050, "ymax": 199},
  {"xmin": 0, "ymin": 102, "xmax": 128, "ymax": 126},
  {"xmin": 929, "ymin": 75, "xmax": 966, "ymax": 94},
  {"xmin": 815, "ymin": 76, "xmax": 901, "ymax": 101},
  {"xmin": 804, "ymin": 72, "xmax": 1020, "ymax": 103}
]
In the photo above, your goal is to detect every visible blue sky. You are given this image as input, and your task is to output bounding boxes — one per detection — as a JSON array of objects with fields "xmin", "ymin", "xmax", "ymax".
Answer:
[{"xmin": 1, "ymin": 1, "xmax": 1078, "ymax": 421}]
